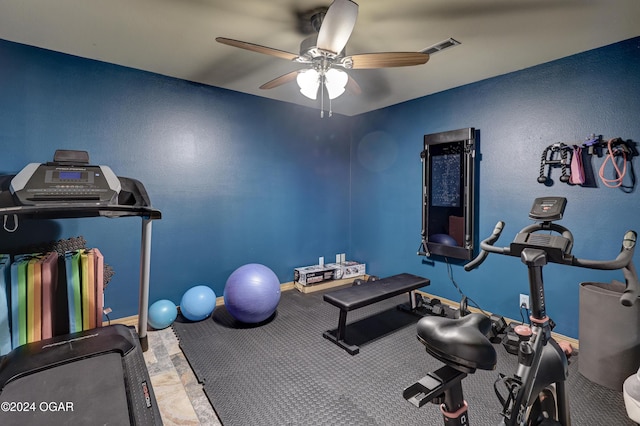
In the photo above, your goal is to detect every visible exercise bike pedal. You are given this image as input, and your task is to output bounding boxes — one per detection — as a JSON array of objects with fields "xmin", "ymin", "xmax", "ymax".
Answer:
[
  {"xmin": 502, "ymin": 323, "xmax": 533, "ymax": 355},
  {"xmin": 403, "ymin": 365, "xmax": 467, "ymax": 408},
  {"xmin": 488, "ymin": 315, "xmax": 507, "ymax": 343}
]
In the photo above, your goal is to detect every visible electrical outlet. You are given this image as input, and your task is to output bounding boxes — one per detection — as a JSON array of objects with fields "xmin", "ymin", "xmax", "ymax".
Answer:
[{"xmin": 519, "ymin": 294, "xmax": 530, "ymax": 310}]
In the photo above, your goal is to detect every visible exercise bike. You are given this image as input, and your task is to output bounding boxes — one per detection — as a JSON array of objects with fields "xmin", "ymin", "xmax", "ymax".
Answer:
[{"xmin": 403, "ymin": 197, "xmax": 639, "ymax": 425}]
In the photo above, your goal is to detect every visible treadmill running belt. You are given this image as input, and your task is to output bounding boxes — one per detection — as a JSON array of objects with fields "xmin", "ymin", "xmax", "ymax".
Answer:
[{"xmin": 0, "ymin": 352, "xmax": 131, "ymax": 425}]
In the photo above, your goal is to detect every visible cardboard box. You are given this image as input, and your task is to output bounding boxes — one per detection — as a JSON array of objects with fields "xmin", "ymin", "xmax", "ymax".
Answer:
[
  {"xmin": 325, "ymin": 261, "xmax": 366, "ymax": 280},
  {"xmin": 294, "ymin": 276, "xmax": 364, "ymax": 293},
  {"xmin": 294, "ymin": 265, "xmax": 336, "ymax": 285}
]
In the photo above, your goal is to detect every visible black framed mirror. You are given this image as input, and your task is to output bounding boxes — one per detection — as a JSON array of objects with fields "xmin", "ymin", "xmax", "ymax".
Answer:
[{"xmin": 419, "ymin": 128, "xmax": 476, "ymax": 260}]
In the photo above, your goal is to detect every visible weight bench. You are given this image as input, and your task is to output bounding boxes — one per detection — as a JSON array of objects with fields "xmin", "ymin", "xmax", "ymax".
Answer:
[{"xmin": 322, "ymin": 273, "xmax": 430, "ymax": 355}]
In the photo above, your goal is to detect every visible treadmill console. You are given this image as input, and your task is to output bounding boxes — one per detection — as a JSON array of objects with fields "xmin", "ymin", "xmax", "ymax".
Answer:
[{"xmin": 9, "ymin": 150, "xmax": 121, "ymax": 206}]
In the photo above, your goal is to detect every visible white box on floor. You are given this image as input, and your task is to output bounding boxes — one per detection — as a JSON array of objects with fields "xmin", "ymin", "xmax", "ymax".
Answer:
[
  {"xmin": 326, "ymin": 261, "xmax": 366, "ymax": 280},
  {"xmin": 294, "ymin": 264, "xmax": 336, "ymax": 285}
]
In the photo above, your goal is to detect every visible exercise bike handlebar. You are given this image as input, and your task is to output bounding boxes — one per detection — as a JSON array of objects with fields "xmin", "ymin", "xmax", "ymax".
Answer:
[
  {"xmin": 463, "ymin": 221, "xmax": 507, "ymax": 271},
  {"xmin": 571, "ymin": 231, "xmax": 639, "ymax": 306},
  {"xmin": 465, "ymin": 221, "xmax": 639, "ymax": 306}
]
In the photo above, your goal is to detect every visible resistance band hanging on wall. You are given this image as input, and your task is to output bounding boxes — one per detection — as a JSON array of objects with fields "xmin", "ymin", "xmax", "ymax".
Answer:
[
  {"xmin": 569, "ymin": 145, "xmax": 585, "ymax": 185},
  {"xmin": 537, "ymin": 135, "xmax": 637, "ymax": 190},
  {"xmin": 599, "ymin": 138, "xmax": 630, "ymax": 188}
]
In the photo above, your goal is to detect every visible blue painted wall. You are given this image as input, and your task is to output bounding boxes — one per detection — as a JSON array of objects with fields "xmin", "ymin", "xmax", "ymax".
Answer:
[
  {"xmin": 350, "ymin": 37, "xmax": 640, "ymax": 337},
  {"xmin": 0, "ymin": 36, "xmax": 638, "ymax": 338},
  {"xmin": 0, "ymin": 39, "xmax": 353, "ymax": 318}
]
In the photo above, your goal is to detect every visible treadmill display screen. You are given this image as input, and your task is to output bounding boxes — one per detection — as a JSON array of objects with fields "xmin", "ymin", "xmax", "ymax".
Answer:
[
  {"xmin": 45, "ymin": 169, "xmax": 91, "ymax": 184},
  {"xmin": 59, "ymin": 171, "xmax": 83, "ymax": 180}
]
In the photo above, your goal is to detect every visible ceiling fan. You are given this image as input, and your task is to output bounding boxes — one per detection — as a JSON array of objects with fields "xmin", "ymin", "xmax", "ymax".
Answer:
[{"xmin": 216, "ymin": 0, "xmax": 430, "ymax": 116}]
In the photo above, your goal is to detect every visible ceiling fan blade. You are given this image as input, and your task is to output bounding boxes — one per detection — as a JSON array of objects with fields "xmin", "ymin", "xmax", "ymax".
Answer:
[
  {"xmin": 216, "ymin": 37, "xmax": 300, "ymax": 61},
  {"xmin": 346, "ymin": 75, "xmax": 361, "ymax": 95},
  {"xmin": 316, "ymin": 0, "xmax": 358, "ymax": 55},
  {"xmin": 347, "ymin": 52, "xmax": 430, "ymax": 69},
  {"xmin": 259, "ymin": 70, "xmax": 300, "ymax": 90}
]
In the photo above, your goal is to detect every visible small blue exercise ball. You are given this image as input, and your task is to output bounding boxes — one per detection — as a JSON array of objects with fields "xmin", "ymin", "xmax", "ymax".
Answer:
[
  {"xmin": 180, "ymin": 285, "xmax": 217, "ymax": 322},
  {"xmin": 430, "ymin": 233, "xmax": 458, "ymax": 246},
  {"xmin": 148, "ymin": 299, "xmax": 178, "ymax": 330},
  {"xmin": 224, "ymin": 263, "xmax": 281, "ymax": 324}
]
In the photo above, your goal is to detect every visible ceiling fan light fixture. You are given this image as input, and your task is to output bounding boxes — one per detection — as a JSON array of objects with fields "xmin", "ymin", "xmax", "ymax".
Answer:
[
  {"xmin": 296, "ymin": 68, "xmax": 348, "ymax": 101},
  {"xmin": 297, "ymin": 69, "xmax": 320, "ymax": 99},
  {"xmin": 324, "ymin": 68, "xmax": 348, "ymax": 99}
]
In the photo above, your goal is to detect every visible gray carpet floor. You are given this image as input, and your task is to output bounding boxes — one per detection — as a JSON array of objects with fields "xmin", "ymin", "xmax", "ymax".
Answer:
[{"xmin": 173, "ymin": 287, "xmax": 634, "ymax": 426}]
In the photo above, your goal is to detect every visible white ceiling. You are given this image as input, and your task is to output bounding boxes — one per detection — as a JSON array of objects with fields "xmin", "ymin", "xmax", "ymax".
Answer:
[{"xmin": 1, "ymin": 0, "xmax": 639, "ymax": 116}]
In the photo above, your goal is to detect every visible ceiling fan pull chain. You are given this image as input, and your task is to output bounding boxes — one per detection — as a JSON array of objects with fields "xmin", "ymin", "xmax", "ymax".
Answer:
[
  {"xmin": 320, "ymin": 74, "xmax": 325, "ymax": 118},
  {"xmin": 321, "ymin": 84, "xmax": 324, "ymax": 118},
  {"xmin": 328, "ymin": 76, "xmax": 333, "ymax": 117}
]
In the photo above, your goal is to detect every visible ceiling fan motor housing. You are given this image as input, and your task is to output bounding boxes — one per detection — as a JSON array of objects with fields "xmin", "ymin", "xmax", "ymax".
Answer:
[{"xmin": 300, "ymin": 35, "xmax": 344, "ymax": 60}]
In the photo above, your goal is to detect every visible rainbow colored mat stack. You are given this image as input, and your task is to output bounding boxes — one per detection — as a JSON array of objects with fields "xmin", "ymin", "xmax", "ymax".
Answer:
[{"xmin": 0, "ymin": 248, "xmax": 105, "ymax": 355}]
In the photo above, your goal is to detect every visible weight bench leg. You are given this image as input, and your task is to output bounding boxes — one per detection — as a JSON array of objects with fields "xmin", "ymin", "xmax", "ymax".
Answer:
[
  {"xmin": 323, "ymin": 309, "xmax": 360, "ymax": 355},
  {"xmin": 398, "ymin": 291, "xmax": 424, "ymax": 314},
  {"xmin": 336, "ymin": 310, "xmax": 347, "ymax": 341}
]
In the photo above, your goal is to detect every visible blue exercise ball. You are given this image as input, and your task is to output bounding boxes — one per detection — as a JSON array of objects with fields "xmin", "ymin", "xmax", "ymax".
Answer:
[
  {"xmin": 224, "ymin": 263, "xmax": 281, "ymax": 324},
  {"xmin": 180, "ymin": 285, "xmax": 217, "ymax": 322},
  {"xmin": 430, "ymin": 233, "xmax": 458, "ymax": 246},
  {"xmin": 148, "ymin": 299, "xmax": 178, "ymax": 330}
]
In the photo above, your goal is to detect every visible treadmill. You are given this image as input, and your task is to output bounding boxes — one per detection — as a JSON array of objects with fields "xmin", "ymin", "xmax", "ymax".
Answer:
[{"xmin": 0, "ymin": 150, "xmax": 163, "ymax": 425}]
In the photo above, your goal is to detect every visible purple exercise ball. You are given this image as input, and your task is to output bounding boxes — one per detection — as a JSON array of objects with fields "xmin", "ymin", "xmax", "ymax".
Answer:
[
  {"xmin": 223, "ymin": 263, "xmax": 281, "ymax": 323},
  {"xmin": 430, "ymin": 233, "xmax": 458, "ymax": 246}
]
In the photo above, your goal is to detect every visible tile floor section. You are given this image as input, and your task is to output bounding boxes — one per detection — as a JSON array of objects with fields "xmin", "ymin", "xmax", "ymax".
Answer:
[{"xmin": 143, "ymin": 327, "xmax": 222, "ymax": 425}]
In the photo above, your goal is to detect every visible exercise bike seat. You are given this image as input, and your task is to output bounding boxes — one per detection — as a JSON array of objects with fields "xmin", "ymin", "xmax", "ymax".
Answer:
[{"xmin": 416, "ymin": 313, "xmax": 497, "ymax": 373}]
